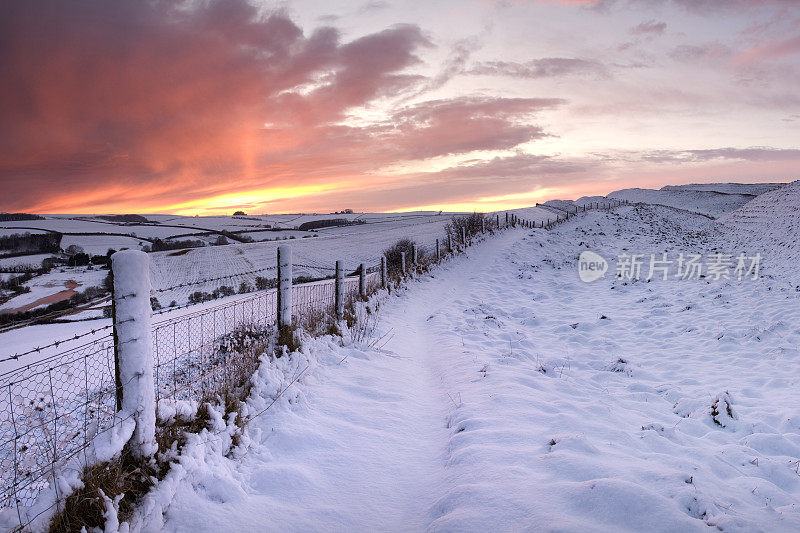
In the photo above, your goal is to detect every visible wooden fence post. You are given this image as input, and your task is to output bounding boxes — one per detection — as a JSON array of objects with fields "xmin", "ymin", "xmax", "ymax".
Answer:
[
  {"xmin": 109, "ymin": 267, "xmax": 122, "ymax": 412},
  {"xmin": 111, "ymin": 250, "xmax": 156, "ymax": 459},
  {"xmin": 435, "ymin": 239, "xmax": 440, "ymax": 261},
  {"xmin": 448, "ymin": 235, "xmax": 452, "ymax": 254},
  {"xmin": 481, "ymin": 217, "xmax": 485, "ymax": 234},
  {"xmin": 335, "ymin": 260, "xmax": 344, "ymax": 320},
  {"xmin": 359, "ymin": 262, "xmax": 366, "ymax": 298},
  {"xmin": 496, "ymin": 214, "xmax": 500, "ymax": 228},
  {"xmin": 461, "ymin": 226, "xmax": 466, "ymax": 247},
  {"xmin": 412, "ymin": 244, "xmax": 417, "ymax": 266},
  {"xmin": 380, "ymin": 256, "xmax": 387, "ymax": 289},
  {"xmin": 400, "ymin": 251, "xmax": 406, "ymax": 275},
  {"xmin": 277, "ymin": 245, "xmax": 292, "ymax": 329}
]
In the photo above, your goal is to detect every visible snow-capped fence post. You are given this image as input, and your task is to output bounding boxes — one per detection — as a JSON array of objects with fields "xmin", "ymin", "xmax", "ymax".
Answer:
[
  {"xmin": 461, "ymin": 226, "xmax": 466, "ymax": 248},
  {"xmin": 109, "ymin": 268, "xmax": 123, "ymax": 412},
  {"xmin": 412, "ymin": 244, "xmax": 417, "ymax": 267},
  {"xmin": 111, "ymin": 250, "xmax": 156, "ymax": 459},
  {"xmin": 496, "ymin": 214, "xmax": 500, "ymax": 228},
  {"xmin": 335, "ymin": 260, "xmax": 344, "ymax": 320},
  {"xmin": 380, "ymin": 256, "xmax": 387, "ymax": 289},
  {"xmin": 400, "ymin": 252, "xmax": 406, "ymax": 276},
  {"xmin": 481, "ymin": 217, "xmax": 485, "ymax": 234},
  {"xmin": 435, "ymin": 239, "xmax": 440, "ymax": 261},
  {"xmin": 359, "ymin": 263, "xmax": 366, "ymax": 298},
  {"xmin": 505, "ymin": 212, "xmax": 508, "ymax": 227},
  {"xmin": 447, "ymin": 235, "xmax": 452, "ymax": 254},
  {"xmin": 277, "ymin": 245, "xmax": 292, "ymax": 329}
]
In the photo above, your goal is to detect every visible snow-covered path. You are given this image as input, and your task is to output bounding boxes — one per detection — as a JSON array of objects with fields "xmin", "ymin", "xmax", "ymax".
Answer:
[
  {"xmin": 156, "ymin": 207, "xmax": 800, "ymax": 532},
  {"xmin": 157, "ymin": 232, "xmax": 521, "ymax": 532}
]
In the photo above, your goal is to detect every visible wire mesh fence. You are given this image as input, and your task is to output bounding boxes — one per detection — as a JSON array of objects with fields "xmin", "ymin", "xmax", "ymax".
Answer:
[
  {"xmin": 152, "ymin": 289, "xmax": 277, "ymax": 409},
  {"xmin": 1, "ymin": 264, "xmax": 386, "ymax": 524},
  {"xmin": 0, "ymin": 335, "xmax": 126, "ymax": 513},
  {"xmin": 365, "ymin": 272, "xmax": 381, "ymax": 295},
  {"xmin": 292, "ymin": 281, "xmax": 336, "ymax": 323}
]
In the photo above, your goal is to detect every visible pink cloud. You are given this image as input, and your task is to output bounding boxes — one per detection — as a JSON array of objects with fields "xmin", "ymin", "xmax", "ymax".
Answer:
[
  {"xmin": 0, "ymin": 0, "xmax": 566, "ymax": 213},
  {"xmin": 736, "ymin": 33, "xmax": 800, "ymax": 65}
]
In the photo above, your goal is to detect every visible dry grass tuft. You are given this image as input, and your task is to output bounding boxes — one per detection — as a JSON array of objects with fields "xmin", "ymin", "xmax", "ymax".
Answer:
[{"xmin": 49, "ymin": 451, "xmax": 157, "ymax": 533}]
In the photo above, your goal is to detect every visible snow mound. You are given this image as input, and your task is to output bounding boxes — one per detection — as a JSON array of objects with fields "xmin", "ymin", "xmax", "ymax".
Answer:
[
  {"xmin": 608, "ymin": 187, "xmax": 757, "ymax": 218},
  {"xmin": 541, "ymin": 199, "xmax": 578, "ymax": 212},
  {"xmin": 576, "ymin": 195, "xmax": 609, "ymax": 205},
  {"xmin": 716, "ymin": 181, "xmax": 800, "ymax": 278}
]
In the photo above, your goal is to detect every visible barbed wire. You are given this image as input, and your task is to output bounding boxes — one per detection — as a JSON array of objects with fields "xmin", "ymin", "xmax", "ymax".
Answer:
[
  {"xmin": 510, "ymin": 199, "xmax": 626, "ymax": 230},
  {"xmin": 0, "ymin": 316, "xmax": 143, "ymax": 365},
  {"xmin": 151, "ymin": 265, "xmax": 278, "ymax": 294},
  {"xmin": 293, "ymin": 262, "xmax": 336, "ymax": 272},
  {"xmin": 0, "ymin": 295, "xmax": 111, "ymax": 333}
]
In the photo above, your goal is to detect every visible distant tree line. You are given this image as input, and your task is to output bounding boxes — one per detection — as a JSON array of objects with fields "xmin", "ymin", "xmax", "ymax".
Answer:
[
  {"xmin": 0, "ymin": 273, "xmax": 33, "ymax": 298},
  {"xmin": 0, "ymin": 232, "xmax": 62, "ymax": 255},
  {"xmin": 0, "ymin": 213, "xmax": 45, "ymax": 221},
  {"xmin": 298, "ymin": 219, "xmax": 366, "ymax": 231},
  {"xmin": 149, "ymin": 238, "xmax": 206, "ymax": 252},
  {"xmin": 97, "ymin": 214, "xmax": 151, "ymax": 223}
]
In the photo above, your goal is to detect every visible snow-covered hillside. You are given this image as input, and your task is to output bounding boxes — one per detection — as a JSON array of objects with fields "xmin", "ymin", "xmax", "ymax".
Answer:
[
  {"xmin": 662, "ymin": 183, "xmax": 784, "ymax": 195},
  {"xmin": 608, "ymin": 187, "xmax": 760, "ymax": 218},
  {"xmin": 142, "ymin": 202, "xmax": 800, "ymax": 532},
  {"xmin": 716, "ymin": 180, "xmax": 800, "ymax": 279},
  {"xmin": 147, "ymin": 213, "xmax": 455, "ymax": 306}
]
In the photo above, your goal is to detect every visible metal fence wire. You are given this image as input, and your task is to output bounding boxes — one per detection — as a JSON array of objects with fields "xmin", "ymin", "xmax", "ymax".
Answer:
[
  {"xmin": 0, "ymin": 335, "xmax": 126, "ymax": 511},
  {"xmin": 292, "ymin": 281, "xmax": 336, "ymax": 321},
  {"xmin": 1, "ymin": 265, "xmax": 386, "ymax": 524},
  {"xmin": 152, "ymin": 289, "xmax": 277, "ymax": 408}
]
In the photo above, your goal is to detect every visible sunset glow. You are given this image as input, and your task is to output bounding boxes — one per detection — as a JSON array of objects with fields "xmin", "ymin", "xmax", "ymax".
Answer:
[{"xmin": 1, "ymin": 0, "xmax": 798, "ymax": 214}]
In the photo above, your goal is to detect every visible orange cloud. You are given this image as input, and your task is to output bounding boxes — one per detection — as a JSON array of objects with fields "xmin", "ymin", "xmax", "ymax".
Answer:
[{"xmin": 0, "ymin": 0, "xmax": 572, "ymax": 214}]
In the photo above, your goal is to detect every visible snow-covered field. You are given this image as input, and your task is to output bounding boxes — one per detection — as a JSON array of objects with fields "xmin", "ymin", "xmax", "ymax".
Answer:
[
  {"xmin": 3, "ymin": 182, "xmax": 800, "ymax": 531},
  {"xmin": 0, "ymin": 266, "xmax": 107, "ymax": 312},
  {"xmin": 146, "ymin": 213, "xmax": 455, "ymax": 306},
  {"xmin": 0, "ymin": 253, "xmax": 52, "ymax": 269},
  {"xmin": 124, "ymin": 189, "xmax": 800, "ymax": 532},
  {"xmin": 0, "ymin": 211, "xmax": 459, "ymax": 338},
  {"xmin": 59, "ymin": 234, "xmax": 147, "ymax": 255}
]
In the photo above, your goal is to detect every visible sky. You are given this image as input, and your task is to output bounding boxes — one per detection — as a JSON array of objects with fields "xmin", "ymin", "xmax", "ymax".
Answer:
[{"xmin": 0, "ymin": 0, "xmax": 798, "ymax": 215}]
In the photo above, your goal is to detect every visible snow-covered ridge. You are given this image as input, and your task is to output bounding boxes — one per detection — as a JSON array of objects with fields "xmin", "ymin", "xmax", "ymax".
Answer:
[
  {"xmin": 716, "ymin": 180, "xmax": 800, "ymax": 279},
  {"xmin": 661, "ymin": 183, "xmax": 784, "ymax": 195},
  {"xmin": 608, "ymin": 187, "xmax": 762, "ymax": 218}
]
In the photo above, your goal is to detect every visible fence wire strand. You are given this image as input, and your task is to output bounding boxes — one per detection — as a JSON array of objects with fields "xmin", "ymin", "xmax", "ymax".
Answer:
[
  {"xmin": 1, "ymin": 264, "xmax": 388, "ymax": 527},
  {"xmin": 0, "ymin": 335, "xmax": 123, "ymax": 512}
]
